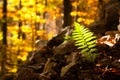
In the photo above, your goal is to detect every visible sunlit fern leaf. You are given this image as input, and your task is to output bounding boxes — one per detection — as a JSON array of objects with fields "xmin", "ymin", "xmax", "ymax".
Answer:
[
  {"xmin": 81, "ymin": 48, "xmax": 89, "ymax": 53},
  {"xmin": 89, "ymin": 49, "xmax": 98, "ymax": 53},
  {"xmin": 75, "ymin": 40, "xmax": 86, "ymax": 44},
  {"xmin": 87, "ymin": 40, "xmax": 96, "ymax": 45},
  {"xmin": 88, "ymin": 44, "xmax": 97, "ymax": 48},
  {"xmin": 83, "ymin": 32, "xmax": 94, "ymax": 39},
  {"xmin": 85, "ymin": 36, "xmax": 96, "ymax": 42},
  {"xmin": 77, "ymin": 45, "xmax": 88, "ymax": 49},
  {"xmin": 72, "ymin": 22, "xmax": 98, "ymax": 62}
]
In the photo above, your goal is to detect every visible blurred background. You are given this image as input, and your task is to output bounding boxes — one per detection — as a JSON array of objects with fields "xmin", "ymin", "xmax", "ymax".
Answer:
[{"xmin": 0, "ymin": 0, "xmax": 98, "ymax": 78}]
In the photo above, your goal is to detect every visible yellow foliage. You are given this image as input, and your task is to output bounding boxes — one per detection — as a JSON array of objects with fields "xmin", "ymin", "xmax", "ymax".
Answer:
[
  {"xmin": 70, "ymin": 11, "xmax": 77, "ymax": 16},
  {"xmin": 0, "ymin": 32, "xmax": 2, "ymax": 40},
  {"xmin": 47, "ymin": 33, "xmax": 56, "ymax": 40},
  {"xmin": 8, "ymin": 68, "xmax": 17, "ymax": 73},
  {"xmin": 84, "ymin": 19, "xmax": 94, "ymax": 25},
  {"xmin": 77, "ymin": 18, "xmax": 94, "ymax": 25},
  {"xmin": 37, "ymin": 30, "xmax": 46, "ymax": 36},
  {"xmin": 17, "ymin": 53, "xmax": 27, "ymax": 61},
  {"xmin": 71, "ymin": 1, "xmax": 79, "ymax": 7},
  {"xmin": 0, "ymin": 2, "xmax": 3, "ymax": 8},
  {"xmin": 72, "ymin": 0, "xmax": 98, "ymax": 25},
  {"xmin": 21, "ymin": 7, "xmax": 28, "ymax": 12},
  {"xmin": 77, "ymin": 18, "xmax": 84, "ymax": 22},
  {"xmin": 21, "ymin": 25, "xmax": 32, "ymax": 32},
  {"xmin": 13, "ymin": 16, "xmax": 19, "ymax": 21}
]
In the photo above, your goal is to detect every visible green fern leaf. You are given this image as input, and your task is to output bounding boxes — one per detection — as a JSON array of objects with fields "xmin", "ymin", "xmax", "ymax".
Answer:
[
  {"xmin": 72, "ymin": 22, "xmax": 98, "ymax": 62},
  {"xmin": 82, "ymin": 29, "xmax": 90, "ymax": 33},
  {"xmin": 88, "ymin": 44, "xmax": 97, "ymax": 48},
  {"xmin": 81, "ymin": 48, "xmax": 89, "ymax": 53},
  {"xmin": 73, "ymin": 37, "xmax": 83, "ymax": 41},
  {"xmin": 83, "ymin": 32, "xmax": 94, "ymax": 39},
  {"xmin": 75, "ymin": 42, "xmax": 85, "ymax": 46},
  {"xmin": 75, "ymin": 39, "xmax": 85, "ymax": 44},
  {"xmin": 89, "ymin": 49, "xmax": 98, "ymax": 53},
  {"xmin": 87, "ymin": 40, "xmax": 96, "ymax": 45},
  {"xmin": 77, "ymin": 45, "xmax": 88, "ymax": 49},
  {"xmin": 72, "ymin": 35, "xmax": 82, "ymax": 38},
  {"xmin": 85, "ymin": 36, "xmax": 96, "ymax": 42}
]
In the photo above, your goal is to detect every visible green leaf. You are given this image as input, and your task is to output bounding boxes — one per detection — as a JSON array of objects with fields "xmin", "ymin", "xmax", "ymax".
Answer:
[
  {"xmin": 85, "ymin": 36, "xmax": 96, "ymax": 42},
  {"xmin": 87, "ymin": 40, "xmax": 96, "ymax": 45},
  {"xmin": 82, "ymin": 28, "xmax": 89, "ymax": 33},
  {"xmin": 89, "ymin": 49, "xmax": 97, "ymax": 53},
  {"xmin": 88, "ymin": 44, "xmax": 97, "ymax": 48},
  {"xmin": 75, "ymin": 42, "xmax": 84, "ymax": 46},
  {"xmin": 72, "ymin": 35, "xmax": 82, "ymax": 38},
  {"xmin": 77, "ymin": 45, "xmax": 87, "ymax": 49},
  {"xmin": 75, "ymin": 39, "xmax": 85, "ymax": 44},
  {"xmin": 81, "ymin": 48, "xmax": 89, "ymax": 53},
  {"xmin": 73, "ymin": 37, "xmax": 83, "ymax": 41},
  {"xmin": 83, "ymin": 32, "xmax": 93, "ymax": 39}
]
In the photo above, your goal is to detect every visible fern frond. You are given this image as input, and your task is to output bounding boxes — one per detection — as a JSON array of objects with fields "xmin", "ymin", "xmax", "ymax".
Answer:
[{"xmin": 72, "ymin": 22, "xmax": 98, "ymax": 62}]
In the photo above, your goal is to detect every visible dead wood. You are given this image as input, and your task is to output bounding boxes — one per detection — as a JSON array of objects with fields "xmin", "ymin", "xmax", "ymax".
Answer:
[{"xmin": 52, "ymin": 39, "xmax": 75, "ymax": 55}]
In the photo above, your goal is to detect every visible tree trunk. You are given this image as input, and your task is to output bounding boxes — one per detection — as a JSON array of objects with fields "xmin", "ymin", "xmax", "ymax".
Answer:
[
  {"xmin": 1, "ymin": 0, "xmax": 7, "ymax": 76},
  {"xmin": 63, "ymin": 0, "xmax": 72, "ymax": 28},
  {"xmin": 18, "ymin": 0, "xmax": 22, "ymax": 39},
  {"xmin": 2, "ymin": 0, "xmax": 7, "ymax": 45}
]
